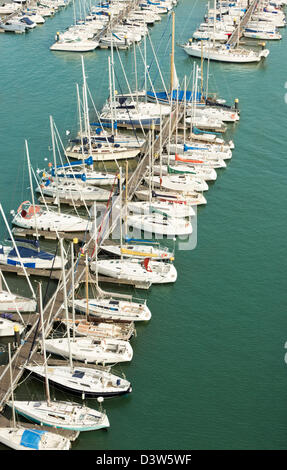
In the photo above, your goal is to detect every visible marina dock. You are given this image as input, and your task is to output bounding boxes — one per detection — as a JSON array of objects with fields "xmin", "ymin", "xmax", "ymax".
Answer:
[
  {"xmin": 226, "ymin": 0, "xmax": 259, "ymax": 45},
  {"xmin": 0, "ymin": 105, "xmax": 182, "ymax": 412},
  {"xmin": 0, "ymin": 0, "xmax": 285, "ymax": 451}
]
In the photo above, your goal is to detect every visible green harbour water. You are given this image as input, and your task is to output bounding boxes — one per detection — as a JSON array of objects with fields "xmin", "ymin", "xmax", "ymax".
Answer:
[{"xmin": 0, "ymin": 0, "xmax": 287, "ymax": 450}]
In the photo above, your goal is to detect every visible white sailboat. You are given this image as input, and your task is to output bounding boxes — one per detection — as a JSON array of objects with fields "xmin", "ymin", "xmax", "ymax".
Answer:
[
  {"xmin": 44, "ymin": 337, "xmax": 133, "ymax": 364},
  {"xmin": 101, "ymin": 243, "xmax": 174, "ymax": 260},
  {"xmin": 71, "ymin": 297, "xmax": 151, "ymax": 322},
  {"xmin": 36, "ymin": 180, "xmax": 110, "ymax": 202},
  {"xmin": 165, "ymin": 153, "xmax": 227, "ymax": 169},
  {"xmin": 12, "ymin": 201, "xmax": 90, "ymax": 232},
  {"xmin": 135, "ymin": 188, "xmax": 207, "ymax": 205},
  {"xmin": 0, "ymin": 427, "xmax": 71, "ymax": 450},
  {"xmin": 10, "ymin": 400, "xmax": 110, "ymax": 431},
  {"xmin": 24, "ymin": 364, "xmax": 132, "ymax": 398},
  {"xmin": 167, "ymin": 142, "xmax": 232, "ymax": 160},
  {"xmin": 152, "ymin": 163, "xmax": 218, "ymax": 181},
  {"xmin": 92, "ymin": 258, "xmax": 177, "ymax": 284},
  {"xmin": 146, "ymin": 173, "xmax": 209, "ymax": 192},
  {"xmin": 127, "ymin": 213, "xmax": 193, "ymax": 236},
  {"xmin": 128, "ymin": 200, "xmax": 196, "ymax": 218},
  {"xmin": 61, "ymin": 317, "xmax": 135, "ymax": 340}
]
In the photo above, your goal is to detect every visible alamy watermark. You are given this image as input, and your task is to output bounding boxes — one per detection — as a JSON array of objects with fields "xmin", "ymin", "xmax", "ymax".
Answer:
[{"xmin": 90, "ymin": 195, "xmax": 198, "ymax": 251}]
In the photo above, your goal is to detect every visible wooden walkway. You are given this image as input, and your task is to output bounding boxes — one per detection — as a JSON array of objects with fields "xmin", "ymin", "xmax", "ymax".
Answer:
[
  {"xmin": 226, "ymin": 0, "xmax": 259, "ymax": 46},
  {"xmin": 94, "ymin": 0, "xmax": 142, "ymax": 44}
]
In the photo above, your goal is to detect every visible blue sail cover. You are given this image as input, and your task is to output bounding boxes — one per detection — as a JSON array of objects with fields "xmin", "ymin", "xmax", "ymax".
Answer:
[
  {"xmin": 184, "ymin": 143, "xmax": 207, "ymax": 152},
  {"xmin": 20, "ymin": 429, "xmax": 45, "ymax": 450},
  {"xmin": 51, "ymin": 171, "xmax": 87, "ymax": 181},
  {"xmin": 192, "ymin": 126, "xmax": 221, "ymax": 136},
  {"xmin": 21, "ymin": 17, "xmax": 34, "ymax": 25},
  {"xmin": 147, "ymin": 90, "xmax": 202, "ymax": 103},
  {"xmin": 8, "ymin": 246, "xmax": 54, "ymax": 260},
  {"xmin": 54, "ymin": 156, "xmax": 93, "ymax": 169},
  {"xmin": 124, "ymin": 237, "xmax": 158, "ymax": 245},
  {"xmin": 90, "ymin": 122, "xmax": 117, "ymax": 130}
]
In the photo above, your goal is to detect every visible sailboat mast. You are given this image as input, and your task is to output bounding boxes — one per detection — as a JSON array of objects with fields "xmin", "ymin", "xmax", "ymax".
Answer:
[
  {"xmin": 110, "ymin": 34, "xmax": 117, "ymax": 136},
  {"xmin": 39, "ymin": 282, "xmax": 51, "ymax": 406},
  {"xmin": 144, "ymin": 33, "xmax": 147, "ymax": 102},
  {"xmin": 8, "ymin": 343, "xmax": 16, "ymax": 428},
  {"xmin": 81, "ymin": 56, "xmax": 92, "ymax": 155},
  {"xmin": 134, "ymin": 43, "xmax": 138, "ymax": 108},
  {"xmin": 85, "ymin": 253, "xmax": 89, "ymax": 320},
  {"xmin": 76, "ymin": 83, "xmax": 85, "ymax": 164},
  {"xmin": 201, "ymin": 41, "xmax": 204, "ymax": 98},
  {"xmin": 125, "ymin": 161, "xmax": 128, "ymax": 239},
  {"xmin": 148, "ymin": 131, "xmax": 152, "ymax": 204},
  {"xmin": 159, "ymin": 106, "xmax": 162, "ymax": 181},
  {"xmin": 25, "ymin": 140, "xmax": 40, "ymax": 250},
  {"xmin": 50, "ymin": 115, "xmax": 60, "ymax": 215},
  {"xmin": 183, "ymin": 75, "xmax": 187, "ymax": 144},
  {"xmin": 170, "ymin": 11, "xmax": 175, "ymax": 93},
  {"xmin": 71, "ymin": 240, "xmax": 76, "ymax": 341},
  {"xmin": 108, "ymin": 56, "xmax": 114, "ymax": 137},
  {"xmin": 59, "ymin": 238, "xmax": 73, "ymax": 370},
  {"xmin": 119, "ymin": 167, "xmax": 123, "ymax": 258},
  {"xmin": 213, "ymin": 0, "xmax": 216, "ymax": 48}
]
